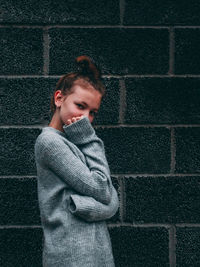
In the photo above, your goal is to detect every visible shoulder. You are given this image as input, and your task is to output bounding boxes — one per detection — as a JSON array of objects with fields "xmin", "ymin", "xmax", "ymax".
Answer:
[
  {"xmin": 34, "ymin": 130, "xmax": 69, "ymax": 166},
  {"xmin": 34, "ymin": 129, "xmax": 65, "ymax": 153}
]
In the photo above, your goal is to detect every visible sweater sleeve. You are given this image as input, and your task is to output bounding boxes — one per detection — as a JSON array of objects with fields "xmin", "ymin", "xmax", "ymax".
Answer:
[
  {"xmin": 67, "ymin": 185, "xmax": 119, "ymax": 222},
  {"xmin": 63, "ymin": 116, "xmax": 112, "ymax": 184},
  {"xmin": 35, "ymin": 117, "xmax": 112, "ymax": 205}
]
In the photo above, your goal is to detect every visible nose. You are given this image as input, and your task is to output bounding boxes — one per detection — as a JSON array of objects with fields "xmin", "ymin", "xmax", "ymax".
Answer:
[
  {"xmin": 81, "ymin": 110, "xmax": 93, "ymax": 123},
  {"xmin": 82, "ymin": 110, "xmax": 89, "ymax": 117}
]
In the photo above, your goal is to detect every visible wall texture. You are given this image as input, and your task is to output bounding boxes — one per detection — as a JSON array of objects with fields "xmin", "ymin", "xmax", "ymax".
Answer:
[{"xmin": 1, "ymin": 1, "xmax": 200, "ymax": 266}]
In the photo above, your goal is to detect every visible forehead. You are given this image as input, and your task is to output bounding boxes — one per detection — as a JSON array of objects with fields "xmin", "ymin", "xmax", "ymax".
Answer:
[{"xmin": 70, "ymin": 84, "xmax": 102, "ymax": 104}]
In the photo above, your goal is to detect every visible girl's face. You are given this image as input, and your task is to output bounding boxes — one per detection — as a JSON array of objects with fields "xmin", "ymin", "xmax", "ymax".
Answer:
[{"xmin": 55, "ymin": 84, "xmax": 102, "ymax": 125}]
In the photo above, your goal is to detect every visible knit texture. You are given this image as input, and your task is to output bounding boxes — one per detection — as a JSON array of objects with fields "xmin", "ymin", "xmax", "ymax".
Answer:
[{"xmin": 34, "ymin": 116, "xmax": 119, "ymax": 267}]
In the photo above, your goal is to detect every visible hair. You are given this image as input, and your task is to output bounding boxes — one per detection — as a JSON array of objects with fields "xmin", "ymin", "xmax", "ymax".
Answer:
[{"xmin": 50, "ymin": 55, "xmax": 105, "ymax": 114}]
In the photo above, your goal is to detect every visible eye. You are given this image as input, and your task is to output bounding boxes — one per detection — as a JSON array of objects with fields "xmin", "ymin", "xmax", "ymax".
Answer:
[{"xmin": 76, "ymin": 103, "xmax": 84, "ymax": 109}]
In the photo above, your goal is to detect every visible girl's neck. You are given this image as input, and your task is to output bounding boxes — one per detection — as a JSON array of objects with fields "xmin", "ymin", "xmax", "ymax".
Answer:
[{"xmin": 48, "ymin": 111, "xmax": 64, "ymax": 133}]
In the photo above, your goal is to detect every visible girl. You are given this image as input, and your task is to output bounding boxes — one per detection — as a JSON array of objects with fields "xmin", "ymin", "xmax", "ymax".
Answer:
[{"xmin": 34, "ymin": 55, "xmax": 119, "ymax": 267}]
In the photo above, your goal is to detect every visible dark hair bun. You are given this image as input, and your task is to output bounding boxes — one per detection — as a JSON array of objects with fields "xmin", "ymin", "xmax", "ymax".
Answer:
[{"xmin": 76, "ymin": 55, "xmax": 101, "ymax": 81}]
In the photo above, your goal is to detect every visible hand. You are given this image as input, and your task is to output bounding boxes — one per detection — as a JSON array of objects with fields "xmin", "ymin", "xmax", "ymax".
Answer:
[{"xmin": 66, "ymin": 115, "xmax": 84, "ymax": 125}]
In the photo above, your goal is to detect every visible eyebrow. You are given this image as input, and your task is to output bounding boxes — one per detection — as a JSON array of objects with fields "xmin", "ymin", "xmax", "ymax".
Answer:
[{"xmin": 80, "ymin": 101, "xmax": 99, "ymax": 111}]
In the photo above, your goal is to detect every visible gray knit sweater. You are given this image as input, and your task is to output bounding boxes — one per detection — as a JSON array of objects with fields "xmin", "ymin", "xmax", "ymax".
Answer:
[{"xmin": 34, "ymin": 116, "xmax": 119, "ymax": 267}]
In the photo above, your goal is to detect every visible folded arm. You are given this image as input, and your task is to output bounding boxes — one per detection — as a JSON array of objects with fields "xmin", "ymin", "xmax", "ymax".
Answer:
[
  {"xmin": 35, "ymin": 117, "xmax": 112, "ymax": 205},
  {"xmin": 68, "ymin": 184, "xmax": 119, "ymax": 222}
]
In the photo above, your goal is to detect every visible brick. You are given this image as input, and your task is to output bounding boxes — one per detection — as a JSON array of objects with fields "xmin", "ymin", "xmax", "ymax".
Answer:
[
  {"xmin": 175, "ymin": 29, "xmax": 200, "ymax": 74},
  {"xmin": 49, "ymin": 28, "xmax": 169, "ymax": 75},
  {"xmin": 0, "ymin": 28, "xmax": 43, "ymax": 75},
  {"xmin": 124, "ymin": 0, "xmax": 200, "ymax": 25},
  {"xmin": 0, "ymin": 178, "xmax": 40, "ymax": 225},
  {"xmin": 0, "ymin": 128, "xmax": 41, "ymax": 175},
  {"xmin": 0, "ymin": 77, "xmax": 119, "ymax": 126},
  {"xmin": 109, "ymin": 226, "xmax": 169, "ymax": 267},
  {"xmin": 93, "ymin": 78, "xmax": 120, "ymax": 125},
  {"xmin": 125, "ymin": 78, "xmax": 200, "ymax": 124},
  {"xmin": 96, "ymin": 127, "xmax": 170, "ymax": 174},
  {"xmin": 175, "ymin": 128, "xmax": 200, "ymax": 173},
  {"xmin": 0, "ymin": 78, "xmax": 55, "ymax": 126},
  {"xmin": 176, "ymin": 227, "xmax": 200, "ymax": 267},
  {"xmin": 1, "ymin": 0, "xmax": 119, "ymax": 25},
  {"xmin": 0, "ymin": 228, "xmax": 43, "ymax": 267},
  {"xmin": 124, "ymin": 176, "xmax": 200, "ymax": 223}
]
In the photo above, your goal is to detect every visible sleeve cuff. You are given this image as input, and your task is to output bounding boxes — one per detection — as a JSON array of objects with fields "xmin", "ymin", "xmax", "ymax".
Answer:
[
  {"xmin": 67, "ymin": 185, "xmax": 119, "ymax": 222},
  {"xmin": 68, "ymin": 194, "xmax": 95, "ymax": 216},
  {"xmin": 63, "ymin": 116, "xmax": 96, "ymax": 145}
]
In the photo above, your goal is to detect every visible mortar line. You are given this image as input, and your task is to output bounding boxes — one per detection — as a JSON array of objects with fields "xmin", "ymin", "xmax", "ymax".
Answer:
[
  {"xmin": 174, "ymin": 26, "xmax": 200, "ymax": 29},
  {"xmin": 119, "ymin": 79, "xmax": 126, "ymax": 124},
  {"xmin": 43, "ymin": 27, "xmax": 50, "ymax": 75},
  {"xmin": 112, "ymin": 173, "xmax": 200, "ymax": 177},
  {"xmin": 0, "ymin": 225, "xmax": 42, "ymax": 229},
  {"xmin": 170, "ymin": 128, "xmax": 176, "ymax": 173},
  {"xmin": 0, "ymin": 75, "xmax": 58, "ymax": 78},
  {"xmin": 119, "ymin": 0, "xmax": 125, "ymax": 25},
  {"xmin": 0, "ymin": 24, "xmax": 170, "ymax": 29},
  {"xmin": 95, "ymin": 124, "xmax": 200, "ymax": 128},
  {"xmin": 169, "ymin": 225, "xmax": 176, "ymax": 267},
  {"xmin": 0, "ymin": 176, "xmax": 37, "ymax": 179},
  {"xmin": 1, "ymin": 24, "xmax": 200, "ymax": 30},
  {"xmin": 175, "ymin": 223, "xmax": 200, "ymax": 227},
  {"xmin": 1, "ymin": 124, "xmax": 200, "ymax": 128},
  {"xmin": 119, "ymin": 176, "xmax": 125, "ymax": 222},
  {"xmin": 1, "ymin": 74, "xmax": 200, "ymax": 78},
  {"xmin": 108, "ymin": 223, "xmax": 172, "ymax": 227},
  {"xmin": 0, "ymin": 24, "xmax": 196, "ymax": 29},
  {"xmin": 108, "ymin": 223, "xmax": 200, "ymax": 227},
  {"xmin": 1, "ymin": 173, "xmax": 200, "ymax": 179},
  {"xmin": 1, "ymin": 223, "xmax": 200, "ymax": 229},
  {"xmin": 169, "ymin": 27, "xmax": 175, "ymax": 75},
  {"xmin": 102, "ymin": 74, "xmax": 200, "ymax": 78}
]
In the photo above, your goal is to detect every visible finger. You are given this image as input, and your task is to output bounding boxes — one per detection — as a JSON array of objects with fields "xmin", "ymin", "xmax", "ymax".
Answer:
[
  {"xmin": 67, "ymin": 119, "xmax": 72, "ymax": 125},
  {"xmin": 76, "ymin": 116, "xmax": 82, "ymax": 120},
  {"xmin": 71, "ymin": 117, "xmax": 76, "ymax": 122},
  {"xmin": 78, "ymin": 115, "xmax": 84, "ymax": 120}
]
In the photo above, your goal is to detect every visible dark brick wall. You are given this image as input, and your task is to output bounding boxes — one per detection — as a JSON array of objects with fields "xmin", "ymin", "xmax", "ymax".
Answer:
[{"xmin": 1, "ymin": 1, "xmax": 200, "ymax": 266}]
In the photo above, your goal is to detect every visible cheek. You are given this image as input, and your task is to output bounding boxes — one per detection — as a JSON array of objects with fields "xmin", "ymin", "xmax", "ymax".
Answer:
[
  {"xmin": 59, "ymin": 105, "xmax": 70, "ymax": 121},
  {"xmin": 60, "ymin": 104, "xmax": 79, "ymax": 120}
]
